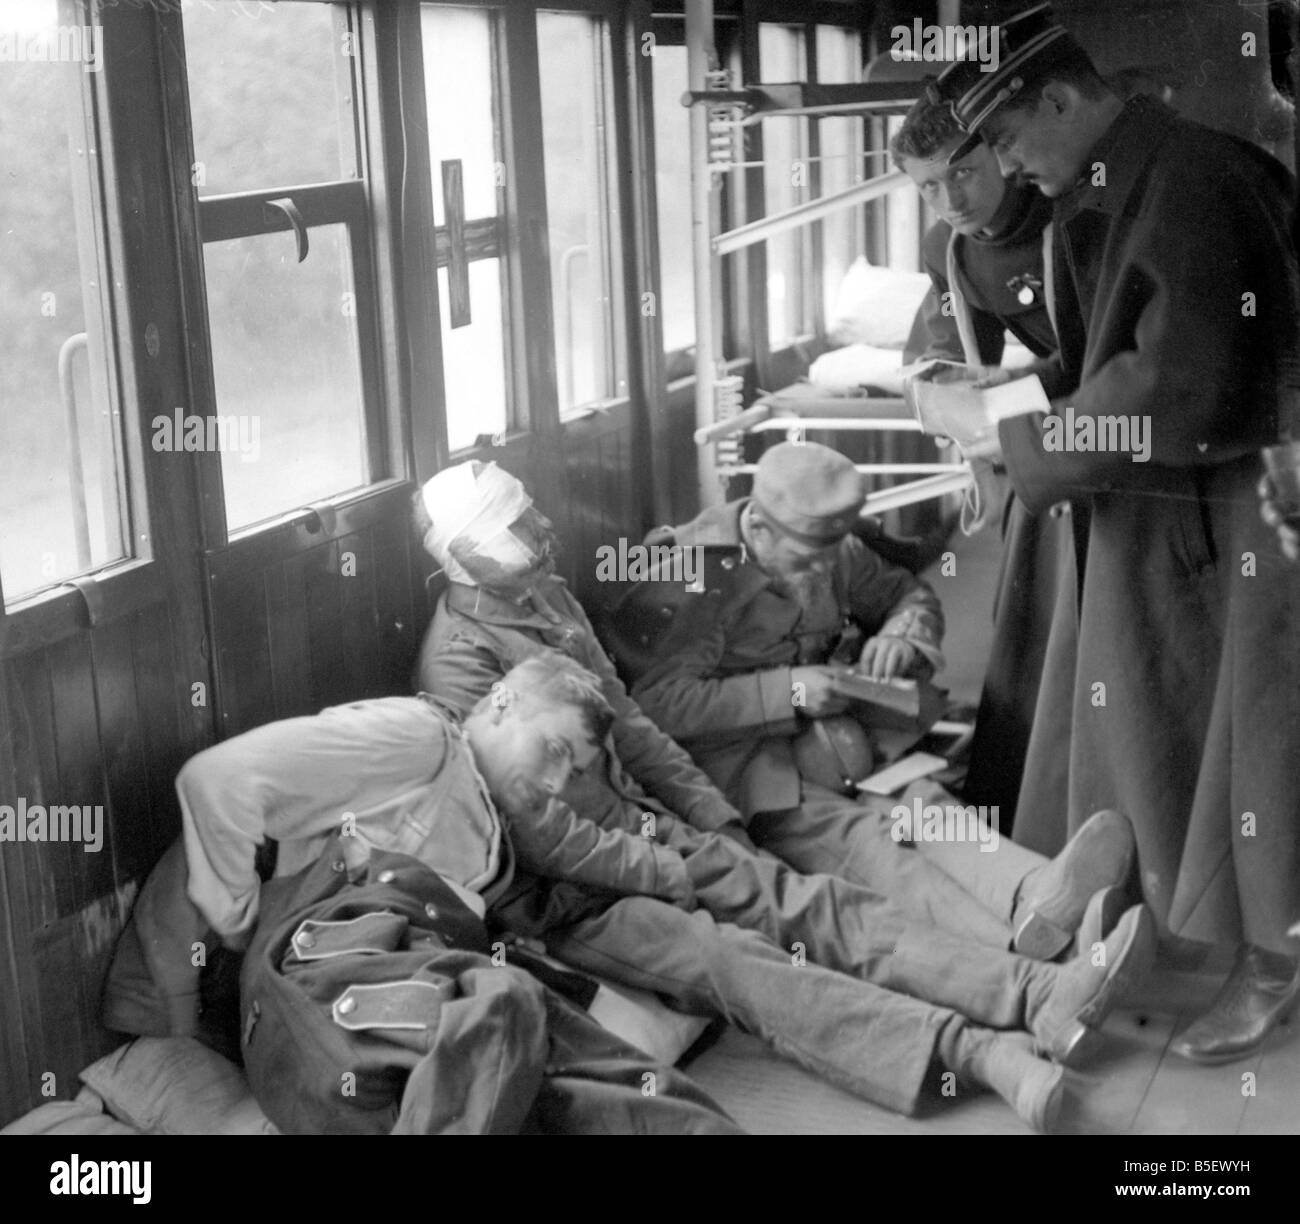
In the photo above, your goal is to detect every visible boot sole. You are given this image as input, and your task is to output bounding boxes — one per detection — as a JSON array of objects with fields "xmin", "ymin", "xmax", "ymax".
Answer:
[
  {"xmin": 1014, "ymin": 911, "xmax": 1073, "ymax": 962},
  {"xmin": 1014, "ymin": 811, "xmax": 1135, "ymax": 955}
]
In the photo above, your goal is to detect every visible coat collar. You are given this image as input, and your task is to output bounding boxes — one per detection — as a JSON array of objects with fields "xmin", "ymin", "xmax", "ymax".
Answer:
[
  {"xmin": 1058, "ymin": 95, "xmax": 1176, "ymax": 222},
  {"xmin": 673, "ymin": 500, "xmax": 775, "ymax": 600},
  {"xmin": 444, "ymin": 575, "xmax": 571, "ymax": 629}
]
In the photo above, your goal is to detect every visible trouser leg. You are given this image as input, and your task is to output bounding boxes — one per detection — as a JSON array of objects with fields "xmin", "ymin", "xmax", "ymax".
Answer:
[
  {"xmin": 901, "ymin": 779, "xmax": 1049, "ymax": 923},
  {"xmin": 547, "ymin": 896, "xmax": 953, "ymax": 1115},
  {"xmin": 527, "ymin": 986, "xmax": 742, "ymax": 1135},
  {"xmin": 654, "ymin": 815, "xmax": 1054, "ymax": 1026},
  {"xmin": 747, "ymin": 783, "xmax": 1014, "ymax": 949}
]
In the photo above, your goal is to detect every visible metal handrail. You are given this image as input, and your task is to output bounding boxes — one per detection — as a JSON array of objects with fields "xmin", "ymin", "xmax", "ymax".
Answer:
[
  {"xmin": 558, "ymin": 244, "xmax": 589, "ymax": 411},
  {"xmin": 59, "ymin": 332, "xmax": 91, "ymax": 570}
]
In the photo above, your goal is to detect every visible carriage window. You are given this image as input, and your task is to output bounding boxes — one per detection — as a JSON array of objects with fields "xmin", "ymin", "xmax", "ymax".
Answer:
[
  {"xmin": 422, "ymin": 3, "xmax": 511, "ymax": 452},
  {"xmin": 202, "ymin": 226, "xmax": 367, "ymax": 527},
  {"xmin": 651, "ymin": 40, "xmax": 696, "ymax": 358},
  {"xmin": 185, "ymin": 0, "xmax": 382, "ymax": 533},
  {"xmin": 0, "ymin": 0, "xmax": 130, "ymax": 605},
  {"xmin": 537, "ymin": 10, "xmax": 628, "ymax": 415},
  {"xmin": 760, "ymin": 23, "xmax": 811, "ymax": 346},
  {"xmin": 183, "ymin": 0, "xmax": 354, "ymax": 197},
  {"xmin": 816, "ymin": 25, "xmax": 866, "ymax": 320}
]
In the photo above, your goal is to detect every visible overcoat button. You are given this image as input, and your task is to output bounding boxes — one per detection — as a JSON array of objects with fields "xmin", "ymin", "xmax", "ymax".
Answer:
[{"xmin": 378, "ymin": 869, "xmax": 396, "ymax": 884}]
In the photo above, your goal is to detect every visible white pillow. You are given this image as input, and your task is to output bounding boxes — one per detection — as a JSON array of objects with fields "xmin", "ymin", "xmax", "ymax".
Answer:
[
  {"xmin": 808, "ymin": 343, "xmax": 907, "ymax": 395},
  {"xmin": 828, "ymin": 257, "xmax": 934, "ymax": 350},
  {"xmin": 80, "ymin": 1037, "xmax": 278, "ymax": 1135}
]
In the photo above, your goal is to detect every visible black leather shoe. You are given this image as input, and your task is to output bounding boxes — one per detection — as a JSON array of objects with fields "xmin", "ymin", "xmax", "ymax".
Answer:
[
  {"xmin": 1013, "ymin": 810, "xmax": 1136, "ymax": 961},
  {"xmin": 1170, "ymin": 944, "xmax": 1300, "ymax": 1065}
]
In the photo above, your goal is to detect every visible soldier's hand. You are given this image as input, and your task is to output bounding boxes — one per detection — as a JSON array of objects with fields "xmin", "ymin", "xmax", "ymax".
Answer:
[
  {"xmin": 971, "ymin": 365, "xmax": 1014, "ymax": 389},
  {"xmin": 858, "ymin": 636, "xmax": 918, "ymax": 680},
  {"xmin": 791, "ymin": 666, "xmax": 851, "ymax": 717}
]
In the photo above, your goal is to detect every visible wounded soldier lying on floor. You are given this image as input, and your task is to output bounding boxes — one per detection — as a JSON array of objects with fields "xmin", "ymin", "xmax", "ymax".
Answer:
[{"xmin": 405, "ymin": 459, "xmax": 1157, "ymax": 1131}]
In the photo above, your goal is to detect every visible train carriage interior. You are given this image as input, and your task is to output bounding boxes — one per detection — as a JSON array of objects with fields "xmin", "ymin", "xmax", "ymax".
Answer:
[{"xmin": 1, "ymin": 0, "xmax": 1298, "ymax": 1139}]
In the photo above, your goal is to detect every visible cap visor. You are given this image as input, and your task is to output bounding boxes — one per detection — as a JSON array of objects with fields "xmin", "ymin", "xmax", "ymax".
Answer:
[{"xmin": 946, "ymin": 130, "xmax": 982, "ymax": 165}]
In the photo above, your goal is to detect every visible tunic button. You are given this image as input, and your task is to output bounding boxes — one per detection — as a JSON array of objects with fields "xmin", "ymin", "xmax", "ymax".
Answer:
[
  {"xmin": 424, "ymin": 903, "xmax": 439, "ymax": 920},
  {"xmin": 330, "ymin": 860, "xmax": 345, "ymax": 873},
  {"xmin": 295, "ymin": 930, "xmax": 315, "ymax": 949},
  {"xmin": 721, "ymin": 557, "xmax": 735, "ymax": 570},
  {"xmin": 378, "ymin": 869, "xmax": 396, "ymax": 884},
  {"xmin": 337, "ymin": 995, "xmax": 356, "ymax": 1016}
]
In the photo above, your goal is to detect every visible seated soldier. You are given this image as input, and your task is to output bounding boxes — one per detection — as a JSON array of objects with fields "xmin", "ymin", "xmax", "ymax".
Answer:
[
  {"xmin": 615, "ymin": 441, "xmax": 1135, "ymax": 959},
  {"xmin": 407, "ymin": 460, "xmax": 1157, "ymax": 1114},
  {"xmin": 169, "ymin": 647, "xmax": 1155, "ymax": 1131}
]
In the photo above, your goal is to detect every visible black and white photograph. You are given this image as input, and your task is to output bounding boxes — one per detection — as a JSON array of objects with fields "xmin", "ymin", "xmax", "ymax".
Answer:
[{"xmin": 0, "ymin": 0, "xmax": 1297, "ymax": 1174}]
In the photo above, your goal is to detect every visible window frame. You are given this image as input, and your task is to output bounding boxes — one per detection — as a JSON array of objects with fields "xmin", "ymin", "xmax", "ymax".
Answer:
[
  {"xmin": 0, "ymin": 0, "xmax": 160, "ymax": 652},
  {"xmin": 169, "ymin": 0, "xmax": 400, "ymax": 549}
]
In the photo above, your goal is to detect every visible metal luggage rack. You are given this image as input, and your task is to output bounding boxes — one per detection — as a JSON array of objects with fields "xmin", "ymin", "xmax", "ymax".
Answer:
[{"xmin": 683, "ymin": 0, "xmax": 972, "ymax": 519}]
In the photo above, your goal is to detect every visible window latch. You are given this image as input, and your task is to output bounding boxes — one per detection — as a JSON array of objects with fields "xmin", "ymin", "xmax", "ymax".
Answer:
[{"xmin": 263, "ymin": 196, "xmax": 309, "ymax": 263}]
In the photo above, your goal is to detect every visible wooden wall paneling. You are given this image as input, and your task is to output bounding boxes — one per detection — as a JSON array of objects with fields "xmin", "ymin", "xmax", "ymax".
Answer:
[
  {"xmin": 266, "ymin": 554, "xmax": 315, "ymax": 721},
  {"xmin": 303, "ymin": 540, "xmax": 349, "ymax": 713},
  {"xmin": 210, "ymin": 560, "xmax": 274, "ymax": 740},
  {"xmin": 87, "ymin": 617, "xmax": 152, "ymax": 888},
  {"xmin": 46, "ymin": 634, "xmax": 114, "ymax": 908},
  {"xmin": 0, "ymin": 663, "xmax": 47, "ymax": 1121},
  {"xmin": 338, "ymin": 526, "xmax": 381, "ymax": 702},
  {"xmin": 0, "ymin": 849, "xmax": 37, "ymax": 1120},
  {"xmin": 129, "ymin": 600, "xmax": 187, "ymax": 853},
  {"xmin": 7, "ymin": 651, "xmax": 73, "ymax": 925},
  {"xmin": 373, "ymin": 518, "xmax": 418, "ymax": 697},
  {"xmin": 31, "ymin": 913, "xmax": 90, "ymax": 1103}
]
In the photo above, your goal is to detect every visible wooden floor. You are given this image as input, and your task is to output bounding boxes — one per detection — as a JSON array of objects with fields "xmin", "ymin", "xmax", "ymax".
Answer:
[{"xmin": 682, "ymin": 510, "xmax": 1300, "ymax": 1136}]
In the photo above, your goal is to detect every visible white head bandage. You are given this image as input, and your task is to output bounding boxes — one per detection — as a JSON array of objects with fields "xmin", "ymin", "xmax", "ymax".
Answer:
[{"xmin": 420, "ymin": 461, "xmax": 535, "ymax": 585}]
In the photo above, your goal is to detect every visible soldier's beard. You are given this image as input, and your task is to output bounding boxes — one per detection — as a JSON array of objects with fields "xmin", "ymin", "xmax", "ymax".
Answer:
[{"xmin": 770, "ymin": 567, "xmax": 833, "ymax": 616}]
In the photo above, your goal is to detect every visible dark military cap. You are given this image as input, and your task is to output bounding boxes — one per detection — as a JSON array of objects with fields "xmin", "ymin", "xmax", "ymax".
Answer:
[
  {"xmin": 752, "ymin": 442, "xmax": 865, "ymax": 548},
  {"xmin": 931, "ymin": 3, "xmax": 1087, "ymax": 163}
]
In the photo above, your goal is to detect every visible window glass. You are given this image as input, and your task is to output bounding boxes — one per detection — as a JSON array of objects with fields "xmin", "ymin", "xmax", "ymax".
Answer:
[
  {"xmin": 184, "ymin": 0, "xmax": 351, "ymax": 197},
  {"xmin": 440, "ymin": 261, "xmax": 509, "ymax": 452},
  {"xmin": 884, "ymin": 114, "xmax": 921, "ymax": 273},
  {"xmin": 203, "ymin": 226, "xmax": 367, "ymax": 529},
  {"xmin": 421, "ymin": 5, "xmax": 500, "ymax": 227},
  {"xmin": 651, "ymin": 42, "xmax": 695, "ymax": 355},
  {"xmin": 759, "ymin": 24, "xmax": 810, "ymax": 345},
  {"xmin": 0, "ymin": 0, "xmax": 129, "ymax": 603},
  {"xmin": 816, "ymin": 26, "xmax": 865, "ymax": 319},
  {"xmin": 422, "ymin": 3, "xmax": 511, "ymax": 449},
  {"xmin": 537, "ymin": 10, "xmax": 627, "ymax": 413}
]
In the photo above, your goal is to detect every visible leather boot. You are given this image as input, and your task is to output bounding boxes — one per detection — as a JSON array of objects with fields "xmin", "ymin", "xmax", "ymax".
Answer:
[
  {"xmin": 944, "ymin": 1025, "xmax": 1065, "ymax": 1133},
  {"xmin": 1012, "ymin": 809, "xmax": 1136, "ymax": 960},
  {"xmin": 1024, "ymin": 902, "xmax": 1155, "ymax": 1066},
  {"xmin": 1170, "ymin": 944, "xmax": 1300, "ymax": 1064}
]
